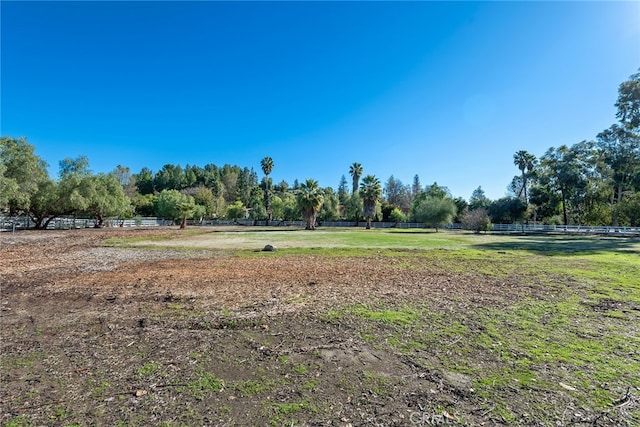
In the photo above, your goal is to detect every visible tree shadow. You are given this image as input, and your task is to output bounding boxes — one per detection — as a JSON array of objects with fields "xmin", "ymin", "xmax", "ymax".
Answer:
[{"xmin": 472, "ymin": 234, "xmax": 640, "ymax": 255}]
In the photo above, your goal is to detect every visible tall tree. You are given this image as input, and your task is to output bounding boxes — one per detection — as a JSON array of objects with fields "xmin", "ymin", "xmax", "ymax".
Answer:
[
  {"xmin": 596, "ymin": 124, "xmax": 640, "ymax": 225},
  {"xmin": 337, "ymin": 174, "xmax": 349, "ymax": 205},
  {"xmin": 112, "ymin": 165, "xmax": 137, "ymax": 198},
  {"xmin": 260, "ymin": 156, "xmax": 274, "ymax": 223},
  {"xmin": 425, "ymin": 182, "xmax": 449, "ymax": 199},
  {"xmin": 349, "ymin": 162, "xmax": 363, "ymax": 194},
  {"xmin": 134, "ymin": 167, "xmax": 155, "ymax": 195},
  {"xmin": 411, "ymin": 174, "xmax": 421, "ymax": 200},
  {"xmin": 615, "ymin": 70, "xmax": 640, "ymax": 131},
  {"xmin": 360, "ymin": 175, "xmax": 382, "ymax": 229},
  {"xmin": 513, "ymin": 150, "xmax": 537, "ymax": 204},
  {"xmin": 488, "ymin": 197, "xmax": 526, "ymax": 224},
  {"xmin": 540, "ymin": 143, "xmax": 591, "ymax": 225},
  {"xmin": 154, "ymin": 164, "xmax": 184, "ymax": 191},
  {"xmin": 297, "ymin": 179, "xmax": 324, "ymax": 230},
  {"xmin": 318, "ymin": 187, "xmax": 340, "ymax": 221},
  {"xmin": 469, "ymin": 186, "xmax": 491, "ymax": 211},
  {"xmin": 384, "ymin": 175, "xmax": 411, "ymax": 211}
]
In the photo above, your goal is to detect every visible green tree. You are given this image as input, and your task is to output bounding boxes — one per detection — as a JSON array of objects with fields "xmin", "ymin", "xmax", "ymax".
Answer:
[
  {"xmin": 452, "ymin": 197, "xmax": 469, "ymax": 223},
  {"xmin": 28, "ymin": 180, "xmax": 61, "ymax": 229},
  {"xmin": 0, "ymin": 160, "xmax": 19, "ymax": 210},
  {"xmin": 596, "ymin": 125, "xmax": 640, "ymax": 225},
  {"xmin": 280, "ymin": 193, "xmax": 300, "ymax": 221},
  {"xmin": 134, "ymin": 167, "xmax": 155, "ymax": 195},
  {"xmin": 154, "ymin": 164, "xmax": 184, "ymax": 191},
  {"xmin": 349, "ymin": 162, "xmax": 363, "ymax": 194},
  {"xmin": 0, "ymin": 136, "xmax": 50, "ymax": 215},
  {"xmin": 132, "ymin": 193, "xmax": 156, "ymax": 217},
  {"xmin": 337, "ymin": 174, "xmax": 349, "ymax": 205},
  {"xmin": 297, "ymin": 179, "xmax": 324, "ymax": 230},
  {"xmin": 425, "ymin": 182, "xmax": 449, "ymax": 199},
  {"xmin": 389, "ymin": 207, "xmax": 406, "ymax": 223},
  {"xmin": 412, "ymin": 196, "xmax": 456, "ymax": 232},
  {"xmin": 384, "ymin": 175, "xmax": 411, "ymax": 211},
  {"xmin": 318, "ymin": 187, "xmax": 340, "ymax": 222},
  {"xmin": 194, "ymin": 186, "xmax": 216, "ymax": 218},
  {"xmin": 177, "ymin": 198, "xmax": 196, "ymax": 229},
  {"xmin": 82, "ymin": 173, "xmax": 133, "ymax": 227},
  {"xmin": 154, "ymin": 189, "xmax": 191, "ymax": 224},
  {"xmin": 411, "ymin": 174, "xmax": 421, "ymax": 200},
  {"xmin": 615, "ymin": 69, "xmax": 640, "ymax": 130},
  {"xmin": 260, "ymin": 156, "xmax": 274, "ymax": 223},
  {"xmin": 488, "ymin": 197, "xmax": 526, "ymax": 224},
  {"xmin": 59, "ymin": 155, "xmax": 90, "ymax": 177},
  {"xmin": 616, "ymin": 191, "xmax": 640, "ymax": 226},
  {"xmin": 248, "ymin": 186, "xmax": 267, "ymax": 220},
  {"xmin": 360, "ymin": 174, "xmax": 382, "ymax": 229},
  {"xmin": 226, "ymin": 201, "xmax": 246, "ymax": 221},
  {"xmin": 513, "ymin": 150, "xmax": 537, "ymax": 204},
  {"xmin": 343, "ymin": 192, "xmax": 362, "ymax": 222},
  {"xmin": 468, "ymin": 186, "xmax": 491, "ymax": 211},
  {"xmin": 540, "ymin": 143, "xmax": 591, "ymax": 225}
]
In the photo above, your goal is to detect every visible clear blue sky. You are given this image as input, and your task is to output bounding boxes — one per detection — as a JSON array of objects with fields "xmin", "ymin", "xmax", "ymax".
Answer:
[{"xmin": 2, "ymin": 1, "xmax": 639, "ymax": 201}]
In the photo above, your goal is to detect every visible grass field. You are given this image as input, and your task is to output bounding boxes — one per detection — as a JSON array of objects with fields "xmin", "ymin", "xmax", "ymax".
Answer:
[
  {"xmin": 105, "ymin": 227, "xmax": 640, "ymax": 424},
  {"xmin": 3, "ymin": 227, "xmax": 639, "ymax": 426},
  {"xmin": 106, "ymin": 226, "xmax": 640, "ymax": 252}
]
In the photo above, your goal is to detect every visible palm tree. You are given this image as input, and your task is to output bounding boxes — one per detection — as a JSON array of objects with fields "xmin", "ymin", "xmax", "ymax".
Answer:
[
  {"xmin": 260, "ymin": 157, "xmax": 274, "ymax": 223},
  {"xmin": 296, "ymin": 179, "xmax": 324, "ymax": 230},
  {"xmin": 360, "ymin": 174, "xmax": 382, "ymax": 229},
  {"xmin": 513, "ymin": 150, "xmax": 537, "ymax": 204},
  {"xmin": 349, "ymin": 162, "xmax": 363, "ymax": 195}
]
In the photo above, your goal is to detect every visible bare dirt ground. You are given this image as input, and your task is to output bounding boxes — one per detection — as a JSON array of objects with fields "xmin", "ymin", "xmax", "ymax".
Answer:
[{"xmin": 0, "ymin": 228, "xmax": 628, "ymax": 426}]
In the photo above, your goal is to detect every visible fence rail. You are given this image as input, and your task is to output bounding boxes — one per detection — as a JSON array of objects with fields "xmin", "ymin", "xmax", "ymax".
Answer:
[{"xmin": 1, "ymin": 216, "xmax": 639, "ymax": 235}]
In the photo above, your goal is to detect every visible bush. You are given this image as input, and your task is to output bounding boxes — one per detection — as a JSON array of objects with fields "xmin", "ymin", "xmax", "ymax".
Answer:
[{"xmin": 462, "ymin": 208, "xmax": 492, "ymax": 233}]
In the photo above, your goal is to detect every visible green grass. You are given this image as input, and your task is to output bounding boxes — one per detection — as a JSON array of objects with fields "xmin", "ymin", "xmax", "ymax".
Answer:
[
  {"xmin": 332, "ymin": 304, "xmax": 422, "ymax": 326},
  {"xmin": 136, "ymin": 361, "xmax": 162, "ymax": 377},
  {"xmin": 185, "ymin": 372, "xmax": 225, "ymax": 400}
]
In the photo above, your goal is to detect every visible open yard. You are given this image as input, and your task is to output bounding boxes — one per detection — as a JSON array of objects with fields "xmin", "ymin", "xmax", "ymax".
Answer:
[{"xmin": 1, "ymin": 227, "xmax": 639, "ymax": 426}]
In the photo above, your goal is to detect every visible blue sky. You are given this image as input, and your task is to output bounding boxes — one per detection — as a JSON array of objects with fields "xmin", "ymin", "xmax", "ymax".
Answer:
[{"xmin": 2, "ymin": 1, "xmax": 639, "ymax": 201}]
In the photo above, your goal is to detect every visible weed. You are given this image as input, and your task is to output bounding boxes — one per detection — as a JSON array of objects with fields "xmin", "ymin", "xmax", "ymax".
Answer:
[
  {"xmin": 293, "ymin": 363, "xmax": 308, "ymax": 374},
  {"xmin": 137, "ymin": 361, "xmax": 162, "ymax": 377},
  {"xmin": 235, "ymin": 378, "xmax": 278, "ymax": 396},
  {"xmin": 187, "ymin": 372, "xmax": 224, "ymax": 400},
  {"xmin": 3, "ymin": 416, "xmax": 31, "ymax": 427}
]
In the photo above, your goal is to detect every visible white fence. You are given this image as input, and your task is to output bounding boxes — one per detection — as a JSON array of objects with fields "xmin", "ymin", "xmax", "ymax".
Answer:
[
  {"xmin": 2, "ymin": 216, "xmax": 639, "ymax": 235},
  {"xmin": 0, "ymin": 216, "xmax": 171, "ymax": 231}
]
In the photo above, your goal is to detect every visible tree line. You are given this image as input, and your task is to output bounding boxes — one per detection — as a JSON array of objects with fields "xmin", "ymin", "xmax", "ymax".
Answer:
[{"xmin": 1, "ymin": 71, "xmax": 638, "ymax": 230}]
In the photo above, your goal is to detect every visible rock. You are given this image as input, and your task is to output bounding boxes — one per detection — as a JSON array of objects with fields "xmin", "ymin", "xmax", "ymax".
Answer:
[{"xmin": 262, "ymin": 244, "xmax": 277, "ymax": 252}]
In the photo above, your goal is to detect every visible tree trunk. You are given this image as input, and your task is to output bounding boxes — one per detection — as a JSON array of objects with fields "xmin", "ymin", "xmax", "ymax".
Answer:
[
  {"xmin": 265, "ymin": 188, "xmax": 272, "ymax": 225},
  {"xmin": 612, "ymin": 184, "xmax": 623, "ymax": 226},
  {"xmin": 561, "ymin": 188, "xmax": 569, "ymax": 226},
  {"xmin": 302, "ymin": 209, "xmax": 316, "ymax": 230},
  {"xmin": 42, "ymin": 216, "xmax": 55, "ymax": 230},
  {"xmin": 366, "ymin": 218, "xmax": 371, "ymax": 229},
  {"xmin": 180, "ymin": 215, "xmax": 187, "ymax": 229}
]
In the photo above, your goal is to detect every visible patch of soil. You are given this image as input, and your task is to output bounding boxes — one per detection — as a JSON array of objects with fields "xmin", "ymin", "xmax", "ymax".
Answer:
[{"xmin": 0, "ymin": 228, "xmax": 628, "ymax": 426}]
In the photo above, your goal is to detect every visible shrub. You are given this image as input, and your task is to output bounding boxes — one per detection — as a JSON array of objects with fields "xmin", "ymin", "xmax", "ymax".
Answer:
[{"xmin": 462, "ymin": 208, "xmax": 492, "ymax": 233}]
